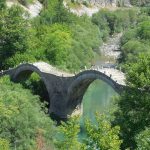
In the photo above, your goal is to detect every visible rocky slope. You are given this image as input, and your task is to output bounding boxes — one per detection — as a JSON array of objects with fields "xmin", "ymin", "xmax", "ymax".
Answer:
[
  {"xmin": 6, "ymin": 0, "xmax": 42, "ymax": 18},
  {"xmin": 71, "ymin": 0, "xmax": 131, "ymax": 7},
  {"xmin": 64, "ymin": 0, "xmax": 132, "ymax": 16}
]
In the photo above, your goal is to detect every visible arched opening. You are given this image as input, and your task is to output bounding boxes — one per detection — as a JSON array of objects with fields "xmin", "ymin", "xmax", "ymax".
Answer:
[
  {"xmin": 79, "ymin": 79, "xmax": 118, "ymax": 138},
  {"xmin": 67, "ymin": 70, "xmax": 121, "ymax": 115},
  {"xmin": 67, "ymin": 71, "xmax": 121, "ymax": 139},
  {"xmin": 13, "ymin": 70, "xmax": 50, "ymax": 111},
  {"xmin": 82, "ymin": 79, "xmax": 118, "ymax": 118}
]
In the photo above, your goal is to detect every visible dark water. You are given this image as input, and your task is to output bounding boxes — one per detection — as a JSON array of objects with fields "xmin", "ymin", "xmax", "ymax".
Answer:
[{"xmin": 79, "ymin": 79, "xmax": 118, "ymax": 138}]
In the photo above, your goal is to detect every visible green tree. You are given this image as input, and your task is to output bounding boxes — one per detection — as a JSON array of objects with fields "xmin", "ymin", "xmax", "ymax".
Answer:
[
  {"xmin": 39, "ymin": 0, "xmax": 76, "ymax": 25},
  {"xmin": 136, "ymin": 127, "xmax": 150, "ymax": 150},
  {"xmin": 42, "ymin": 24, "xmax": 72, "ymax": 69},
  {"xmin": 0, "ymin": 6, "xmax": 29, "ymax": 69},
  {"xmin": 0, "ymin": 76, "xmax": 55, "ymax": 150},
  {"xmin": 137, "ymin": 21, "xmax": 150, "ymax": 40},
  {"xmin": 115, "ymin": 54, "xmax": 150, "ymax": 149},
  {"xmin": 0, "ymin": 0, "xmax": 6, "ymax": 9},
  {"xmin": 0, "ymin": 138, "xmax": 10, "ymax": 150},
  {"xmin": 121, "ymin": 40, "xmax": 149, "ymax": 63},
  {"xmin": 84, "ymin": 113, "xmax": 122, "ymax": 150},
  {"xmin": 54, "ymin": 116, "xmax": 85, "ymax": 150}
]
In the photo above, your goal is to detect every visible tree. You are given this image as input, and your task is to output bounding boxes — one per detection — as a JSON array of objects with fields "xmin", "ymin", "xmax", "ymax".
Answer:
[
  {"xmin": 39, "ymin": 0, "xmax": 76, "ymax": 25},
  {"xmin": 0, "ymin": 0, "xmax": 6, "ymax": 9},
  {"xmin": 136, "ymin": 127, "xmax": 150, "ymax": 150},
  {"xmin": 121, "ymin": 40, "xmax": 149, "ymax": 63},
  {"xmin": 54, "ymin": 116, "xmax": 85, "ymax": 150},
  {"xmin": 0, "ymin": 76, "xmax": 55, "ymax": 149},
  {"xmin": 42, "ymin": 24, "xmax": 72, "ymax": 69},
  {"xmin": 137, "ymin": 21, "xmax": 150, "ymax": 40},
  {"xmin": 84, "ymin": 113, "xmax": 122, "ymax": 150},
  {"xmin": 0, "ymin": 6, "xmax": 29, "ymax": 69},
  {"xmin": 0, "ymin": 138, "xmax": 10, "ymax": 150},
  {"xmin": 115, "ymin": 54, "xmax": 150, "ymax": 149}
]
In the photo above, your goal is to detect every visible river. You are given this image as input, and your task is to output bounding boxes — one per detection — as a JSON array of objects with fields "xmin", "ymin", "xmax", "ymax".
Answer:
[{"xmin": 79, "ymin": 33, "xmax": 122, "ymax": 137}]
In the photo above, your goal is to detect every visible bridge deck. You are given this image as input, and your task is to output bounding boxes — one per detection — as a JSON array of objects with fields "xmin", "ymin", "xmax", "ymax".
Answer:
[
  {"xmin": 97, "ymin": 68, "xmax": 125, "ymax": 85},
  {"xmin": 33, "ymin": 62, "xmax": 73, "ymax": 77},
  {"xmin": 0, "ymin": 62, "xmax": 126, "ymax": 86}
]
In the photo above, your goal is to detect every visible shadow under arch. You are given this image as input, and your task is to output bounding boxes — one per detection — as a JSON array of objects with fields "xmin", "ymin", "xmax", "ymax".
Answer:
[
  {"xmin": 11, "ymin": 64, "xmax": 50, "ymax": 109},
  {"xmin": 67, "ymin": 70, "xmax": 123, "ymax": 115}
]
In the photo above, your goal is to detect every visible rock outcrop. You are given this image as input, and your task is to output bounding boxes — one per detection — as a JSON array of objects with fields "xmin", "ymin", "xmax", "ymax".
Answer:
[
  {"xmin": 6, "ymin": 0, "xmax": 42, "ymax": 18},
  {"xmin": 80, "ymin": 0, "xmax": 131, "ymax": 7}
]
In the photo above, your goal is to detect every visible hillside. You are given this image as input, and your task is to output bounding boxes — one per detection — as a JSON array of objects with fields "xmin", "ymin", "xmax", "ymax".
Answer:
[
  {"xmin": 6, "ymin": 0, "xmax": 42, "ymax": 17},
  {"xmin": 6, "ymin": 0, "xmax": 149, "ymax": 17},
  {"xmin": 0, "ymin": 0, "xmax": 150, "ymax": 149}
]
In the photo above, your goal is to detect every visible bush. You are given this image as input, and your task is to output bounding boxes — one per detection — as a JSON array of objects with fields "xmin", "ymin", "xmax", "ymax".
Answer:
[
  {"xmin": 0, "ymin": 6, "xmax": 29, "ymax": 69},
  {"xmin": 136, "ymin": 128, "xmax": 150, "ymax": 150},
  {"xmin": 84, "ymin": 113, "xmax": 122, "ymax": 150},
  {"xmin": 92, "ymin": 9, "xmax": 138, "ymax": 38},
  {"xmin": 137, "ymin": 21, "xmax": 150, "ymax": 40},
  {"xmin": 0, "ymin": 138, "xmax": 10, "ymax": 150},
  {"xmin": 121, "ymin": 40, "xmax": 149, "ymax": 63},
  {"xmin": 121, "ymin": 28, "xmax": 137, "ymax": 45},
  {"xmin": 0, "ymin": 76, "xmax": 55, "ymax": 150}
]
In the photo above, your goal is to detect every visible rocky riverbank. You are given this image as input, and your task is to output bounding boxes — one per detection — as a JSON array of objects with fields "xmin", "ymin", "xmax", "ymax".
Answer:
[{"xmin": 95, "ymin": 33, "xmax": 122, "ymax": 66}]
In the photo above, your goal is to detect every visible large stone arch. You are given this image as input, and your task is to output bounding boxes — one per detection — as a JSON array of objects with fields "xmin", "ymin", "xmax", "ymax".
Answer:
[
  {"xmin": 66, "ymin": 70, "xmax": 124, "ymax": 115},
  {"xmin": 11, "ymin": 63, "xmax": 51, "ymax": 107}
]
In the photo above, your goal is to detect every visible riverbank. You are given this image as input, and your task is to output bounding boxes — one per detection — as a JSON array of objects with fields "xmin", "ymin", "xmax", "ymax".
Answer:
[{"xmin": 94, "ymin": 33, "xmax": 122, "ymax": 66}]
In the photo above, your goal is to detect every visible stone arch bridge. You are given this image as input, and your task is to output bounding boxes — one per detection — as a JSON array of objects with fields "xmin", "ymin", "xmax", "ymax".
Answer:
[{"xmin": 0, "ymin": 62, "xmax": 126, "ymax": 119}]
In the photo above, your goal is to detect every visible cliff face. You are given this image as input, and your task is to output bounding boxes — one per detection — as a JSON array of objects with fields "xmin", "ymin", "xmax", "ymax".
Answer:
[{"xmin": 82, "ymin": 0, "xmax": 131, "ymax": 7}]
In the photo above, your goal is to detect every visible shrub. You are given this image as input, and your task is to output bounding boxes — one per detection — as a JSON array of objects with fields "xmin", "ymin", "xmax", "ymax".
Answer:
[
  {"xmin": 0, "ymin": 76, "xmax": 55, "ymax": 149},
  {"xmin": 136, "ymin": 128, "xmax": 150, "ymax": 150}
]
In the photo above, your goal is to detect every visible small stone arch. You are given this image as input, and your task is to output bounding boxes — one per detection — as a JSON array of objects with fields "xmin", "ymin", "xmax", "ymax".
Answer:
[
  {"xmin": 66, "ymin": 70, "xmax": 123, "ymax": 115},
  {"xmin": 11, "ymin": 63, "xmax": 51, "ymax": 108}
]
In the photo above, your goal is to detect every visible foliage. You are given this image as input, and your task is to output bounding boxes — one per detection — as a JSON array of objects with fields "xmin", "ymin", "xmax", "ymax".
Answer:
[
  {"xmin": 136, "ymin": 127, "xmax": 150, "ymax": 150},
  {"xmin": 32, "ymin": 16, "xmax": 100, "ymax": 71},
  {"xmin": 137, "ymin": 21, "xmax": 150, "ymax": 40},
  {"xmin": 130, "ymin": 0, "xmax": 150, "ymax": 6},
  {"xmin": 0, "ymin": 76, "xmax": 55, "ymax": 150},
  {"xmin": 120, "ymin": 16, "xmax": 150, "ymax": 64},
  {"xmin": 125, "ymin": 54, "xmax": 150, "ymax": 88},
  {"xmin": 54, "ymin": 113, "xmax": 122, "ymax": 150},
  {"xmin": 43, "ymin": 24, "xmax": 72, "ymax": 68},
  {"xmin": 39, "ymin": 0, "xmax": 76, "ymax": 25},
  {"xmin": 70, "ymin": 16, "xmax": 101, "ymax": 69},
  {"xmin": 0, "ymin": 0, "xmax": 6, "ymax": 9},
  {"xmin": 92, "ymin": 8, "xmax": 138, "ymax": 39},
  {"xmin": 4, "ymin": 53, "xmax": 37, "ymax": 68},
  {"xmin": 0, "ymin": 138, "xmax": 10, "ymax": 150},
  {"xmin": 18, "ymin": 0, "xmax": 34, "ymax": 6},
  {"xmin": 115, "ymin": 54, "xmax": 150, "ymax": 149},
  {"xmin": 84, "ymin": 113, "xmax": 122, "ymax": 150},
  {"xmin": 20, "ymin": 72, "xmax": 50, "ymax": 106},
  {"xmin": 54, "ymin": 116, "xmax": 85, "ymax": 150},
  {"xmin": 0, "ymin": 6, "xmax": 29, "ymax": 69},
  {"xmin": 121, "ymin": 40, "xmax": 149, "ymax": 63},
  {"xmin": 121, "ymin": 28, "xmax": 137, "ymax": 45}
]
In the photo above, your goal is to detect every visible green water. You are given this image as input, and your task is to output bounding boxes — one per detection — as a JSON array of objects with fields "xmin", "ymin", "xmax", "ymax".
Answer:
[{"xmin": 79, "ymin": 79, "xmax": 118, "ymax": 138}]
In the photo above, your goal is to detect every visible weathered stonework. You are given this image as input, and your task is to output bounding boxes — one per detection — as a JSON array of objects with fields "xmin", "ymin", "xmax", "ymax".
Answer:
[{"xmin": 0, "ymin": 62, "xmax": 125, "ymax": 119}]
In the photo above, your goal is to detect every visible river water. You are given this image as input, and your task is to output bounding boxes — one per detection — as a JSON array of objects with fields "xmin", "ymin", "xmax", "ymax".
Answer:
[
  {"xmin": 78, "ymin": 33, "xmax": 122, "ymax": 137},
  {"xmin": 82, "ymin": 80, "xmax": 118, "ymax": 120}
]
